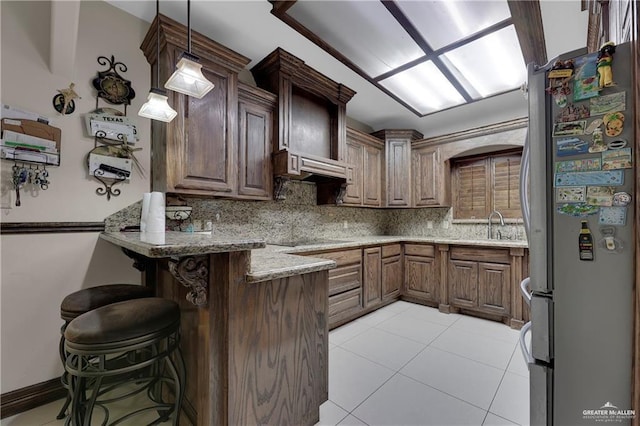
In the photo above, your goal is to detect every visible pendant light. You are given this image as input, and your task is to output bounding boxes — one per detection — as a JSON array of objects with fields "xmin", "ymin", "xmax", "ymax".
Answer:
[
  {"xmin": 164, "ymin": 0, "xmax": 214, "ymax": 99},
  {"xmin": 138, "ymin": 0, "xmax": 177, "ymax": 122}
]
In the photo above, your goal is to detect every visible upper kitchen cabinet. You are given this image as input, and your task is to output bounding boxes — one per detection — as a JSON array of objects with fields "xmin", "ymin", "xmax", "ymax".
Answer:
[
  {"xmin": 251, "ymin": 48, "xmax": 356, "ymax": 202},
  {"xmin": 371, "ymin": 129, "xmax": 423, "ymax": 208},
  {"xmin": 237, "ymin": 83, "xmax": 276, "ymax": 200},
  {"xmin": 343, "ymin": 128, "xmax": 383, "ymax": 207},
  {"xmin": 411, "ymin": 142, "xmax": 450, "ymax": 207},
  {"xmin": 141, "ymin": 15, "xmax": 251, "ymax": 197}
]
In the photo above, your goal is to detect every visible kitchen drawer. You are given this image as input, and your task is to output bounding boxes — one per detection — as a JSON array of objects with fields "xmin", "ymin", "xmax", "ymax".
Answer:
[
  {"xmin": 404, "ymin": 244, "xmax": 435, "ymax": 257},
  {"xmin": 311, "ymin": 249, "xmax": 362, "ymax": 266},
  {"xmin": 450, "ymin": 246, "xmax": 510, "ymax": 264},
  {"xmin": 329, "ymin": 288, "xmax": 362, "ymax": 318},
  {"xmin": 328, "ymin": 264, "xmax": 362, "ymax": 296},
  {"xmin": 381, "ymin": 244, "xmax": 402, "ymax": 258}
]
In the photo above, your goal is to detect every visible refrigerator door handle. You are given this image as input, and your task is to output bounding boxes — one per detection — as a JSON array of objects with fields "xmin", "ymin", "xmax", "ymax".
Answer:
[
  {"xmin": 520, "ymin": 277, "xmax": 532, "ymax": 306},
  {"xmin": 519, "ymin": 321, "xmax": 534, "ymax": 366},
  {"xmin": 519, "ymin": 130, "xmax": 531, "ymax": 242}
]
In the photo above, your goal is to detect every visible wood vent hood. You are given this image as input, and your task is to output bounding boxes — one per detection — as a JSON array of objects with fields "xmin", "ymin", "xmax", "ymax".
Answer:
[{"xmin": 251, "ymin": 48, "xmax": 356, "ymax": 198}]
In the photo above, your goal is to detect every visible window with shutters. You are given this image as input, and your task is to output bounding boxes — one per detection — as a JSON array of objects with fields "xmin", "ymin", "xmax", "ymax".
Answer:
[{"xmin": 452, "ymin": 149, "xmax": 522, "ymax": 220}]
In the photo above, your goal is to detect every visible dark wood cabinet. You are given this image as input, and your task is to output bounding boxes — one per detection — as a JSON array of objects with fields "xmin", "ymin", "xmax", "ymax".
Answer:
[
  {"xmin": 363, "ymin": 247, "xmax": 382, "ymax": 307},
  {"xmin": 371, "ymin": 129, "xmax": 423, "ymax": 208},
  {"xmin": 237, "ymin": 83, "xmax": 276, "ymax": 200},
  {"xmin": 141, "ymin": 15, "xmax": 251, "ymax": 198},
  {"xmin": 306, "ymin": 249, "xmax": 363, "ymax": 328},
  {"xmin": 447, "ymin": 246, "xmax": 511, "ymax": 317},
  {"xmin": 344, "ymin": 128, "xmax": 383, "ymax": 207},
  {"xmin": 381, "ymin": 244, "xmax": 402, "ymax": 300},
  {"xmin": 403, "ymin": 244, "xmax": 439, "ymax": 304},
  {"xmin": 412, "ymin": 145, "xmax": 449, "ymax": 207}
]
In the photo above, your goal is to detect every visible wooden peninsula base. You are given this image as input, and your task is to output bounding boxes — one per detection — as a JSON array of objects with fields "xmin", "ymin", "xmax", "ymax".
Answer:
[
  {"xmin": 100, "ymin": 232, "xmax": 332, "ymax": 426},
  {"xmin": 152, "ymin": 252, "xmax": 328, "ymax": 426}
]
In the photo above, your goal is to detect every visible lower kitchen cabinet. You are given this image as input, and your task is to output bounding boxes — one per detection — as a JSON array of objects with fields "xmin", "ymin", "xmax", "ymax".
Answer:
[
  {"xmin": 448, "ymin": 246, "xmax": 511, "ymax": 318},
  {"xmin": 403, "ymin": 244, "xmax": 439, "ymax": 305},
  {"xmin": 363, "ymin": 247, "xmax": 382, "ymax": 307},
  {"xmin": 363, "ymin": 244, "xmax": 403, "ymax": 307},
  {"xmin": 305, "ymin": 248, "xmax": 363, "ymax": 328},
  {"xmin": 381, "ymin": 244, "xmax": 402, "ymax": 299}
]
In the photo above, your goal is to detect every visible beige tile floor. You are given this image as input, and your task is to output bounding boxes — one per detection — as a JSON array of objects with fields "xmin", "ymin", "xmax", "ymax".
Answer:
[{"xmin": 2, "ymin": 301, "xmax": 529, "ymax": 426}]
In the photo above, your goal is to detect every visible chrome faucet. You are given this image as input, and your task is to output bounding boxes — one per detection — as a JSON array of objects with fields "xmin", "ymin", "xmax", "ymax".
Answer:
[{"xmin": 487, "ymin": 210, "xmax": 505, "ymax": 239}]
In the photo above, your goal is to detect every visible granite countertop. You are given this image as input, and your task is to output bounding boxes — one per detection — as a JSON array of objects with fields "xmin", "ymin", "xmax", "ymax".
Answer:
[
  {"xmin": 101, "ymin": 231, "xmax": 528, "ymax": 283},
  {"xmin": 246, "ymin": 236, "xmax": 528, "ymax": 283},
  {"xmin": 271, "ymin": 236, "xmax": 529, "ymax": 254},
  {"xmin": 100, "ymin": 231, "xmax": 266, "ymax": 258}
]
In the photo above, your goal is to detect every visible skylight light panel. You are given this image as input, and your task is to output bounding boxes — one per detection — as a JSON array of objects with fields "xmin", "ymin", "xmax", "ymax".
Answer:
[
  {"xmin": 442, "ymin": 25, "xmax": 526, "ymax": 98},
  {"xmin": 379, "ymin": 61, "xmax": 466, "ymax": 115},
  {"xmin": 397, "ymin": 0, "xmax": 512, "ymax": 50},
  {"xmin": 288, "ymin": 1, "xmax": 423, "ymax": 76}
]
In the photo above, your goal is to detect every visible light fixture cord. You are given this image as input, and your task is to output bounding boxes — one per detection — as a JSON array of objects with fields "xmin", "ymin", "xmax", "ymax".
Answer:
[
  {"xmin": 187, "ymin": 0, "xmax": 191, "ymax": 53},
  {"xmin": 156, "ymin": 0, "xmax": 160, "ymax": 86}
]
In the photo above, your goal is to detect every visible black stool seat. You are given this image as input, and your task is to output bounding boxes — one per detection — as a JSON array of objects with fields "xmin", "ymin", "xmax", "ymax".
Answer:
[
  {"xmin": 65, "ymin": 298, "xmax": 180, "ymax": 346},
  {"xmin": 64, "ymin": 297, "xmax": 185, "ymax": 425},
  {"xmin": 60, "ymin": 284, "xmax": 153, "ymax": 322}
]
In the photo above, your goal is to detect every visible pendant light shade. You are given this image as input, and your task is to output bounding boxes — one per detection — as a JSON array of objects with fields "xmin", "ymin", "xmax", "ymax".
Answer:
[
  {"xmin": 138, "ymin": 0, "xmax": 178, "ymax": 122},
  {"xmin": 164, "ymin": 52, "xmax": 214, "ymax": 98},
  {"xmin": 164, "ymin": 0, "xmax": 214, "ymax": 99},
  {"xmin": 138, "ymin": 88, "xmax": 178, "ymax": 122}
]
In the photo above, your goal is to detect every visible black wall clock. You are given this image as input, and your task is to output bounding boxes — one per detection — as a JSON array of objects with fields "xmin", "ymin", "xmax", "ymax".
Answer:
[{"xmin": 92, "ymin": 55, "xmax": 136, "ymax": 105}]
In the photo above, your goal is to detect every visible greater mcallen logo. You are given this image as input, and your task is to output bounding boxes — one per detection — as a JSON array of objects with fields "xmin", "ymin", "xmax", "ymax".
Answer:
[{"xmin": 582, "ymin": 402, "xmax": 635, "ymax": 422}]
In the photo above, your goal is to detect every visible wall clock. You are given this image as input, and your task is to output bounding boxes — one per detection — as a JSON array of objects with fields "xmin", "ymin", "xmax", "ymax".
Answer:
[{"xmin": 92, "ymin": 55, "xmax": 135, "ymax": 105}]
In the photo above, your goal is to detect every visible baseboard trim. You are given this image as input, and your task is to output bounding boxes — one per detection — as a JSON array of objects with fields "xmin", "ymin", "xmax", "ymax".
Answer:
[{"xmin": 1, "ymin": 378, "xmax": 66, "ymax": 419}]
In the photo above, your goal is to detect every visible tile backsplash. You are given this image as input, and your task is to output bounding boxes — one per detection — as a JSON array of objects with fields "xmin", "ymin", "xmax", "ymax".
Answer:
[{"xmin": 106, "ymin": 180, "xmax": 526, "ymax": 242}]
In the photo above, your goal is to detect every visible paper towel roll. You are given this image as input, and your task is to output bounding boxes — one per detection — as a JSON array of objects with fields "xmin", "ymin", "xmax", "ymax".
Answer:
[
  {"xmin": 146, "ymin": 191, "xmax": 165, "ymax": 233},
  {"xmin": 140, "ymin": 192, "xmax": 151, "ymax": 232},
  {"xmin": 141, "ymin": 231, "xmax": 165, "ymax": 245}
]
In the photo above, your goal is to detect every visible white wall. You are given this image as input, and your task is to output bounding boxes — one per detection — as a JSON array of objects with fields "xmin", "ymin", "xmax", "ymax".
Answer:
[{"xmin": 0, "ymin": 1, "xmax": 152, "ymax": 393}]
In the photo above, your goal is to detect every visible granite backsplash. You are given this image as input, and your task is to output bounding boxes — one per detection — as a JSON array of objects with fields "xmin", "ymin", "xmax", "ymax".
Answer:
[{"xmin": 105, "ymin": 180, "xmax": 526, "ymax": 243}]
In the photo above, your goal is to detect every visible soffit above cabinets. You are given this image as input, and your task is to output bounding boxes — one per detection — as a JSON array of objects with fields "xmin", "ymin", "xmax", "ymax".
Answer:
[{"xmin": 269, "ymin": 0, "xmax": 546, "ymax": 117}]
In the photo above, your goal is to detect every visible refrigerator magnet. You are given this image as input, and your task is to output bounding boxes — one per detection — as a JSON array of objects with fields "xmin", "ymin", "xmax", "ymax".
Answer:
[
  {"xmin": 599, "ymin": 206, "xmax": 627, "ymax": 225},
  {"xmin": 612, "ymin": 192, "xmax": 631, "ymax": 206},
  {"xmin": 554, "ymin": 170, "xmax": 624, "ymax": 186},
  {"xmin": 556, "ymin": 137, "xmax": 588, "ymax": 156},
  {"xmin": 557, "ymin": 186, "xmax": 586, "ymax": 203},
  {"xmin": 553, "ymin": 120, "xmax": 586, "ymax": 136},
  {"xmin": 601, "ymin": 148, "xmax": 632, "ymax": 170},
  {"xmin": 555, "ymin": 103, "xmax": 590, "ymax": 122},
  {"xmin": 557, "ymin": 203, "xmax": 599, "ymax": 217},
  {"xmin": 603, "ymin": 111, "xmax": 624, "ymax": 136},
  {"xmin": 585, "ymin": 118, "xmax": 603, "ymax": 134},
  {"xmin": 555, "ymin": 158, "xmax": 602, "ymax": 172},
  {"xmin": 607, "ymin": 138, "xmax": 627, "ymax": 149},
  {"xmin": 589, "ymin": 92, "xmax": 626, "ymax": 116},
  {"xmin": 586, "ymin": 186, "xmax": 615, "ymax": 206}
]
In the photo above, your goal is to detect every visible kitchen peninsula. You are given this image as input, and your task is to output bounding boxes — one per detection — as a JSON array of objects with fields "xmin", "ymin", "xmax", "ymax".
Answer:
[{"xmin": 100, "ymin": 231, "xmax": 335, "ymax": 426}]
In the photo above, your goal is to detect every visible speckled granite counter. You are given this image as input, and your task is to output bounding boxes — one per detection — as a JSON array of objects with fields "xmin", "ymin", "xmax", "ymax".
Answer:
[
  {"xmin": 247, "ymin": 249, "xmax": 336, "ymax": 283},
  {"xmin": 100, "ymin": 231, "xmax": 266, "ymax": 258},
  {"xmin": 247, "ymin": 236, "xmax": 527, "ymax": 283},
  {"xmin": 269, "ymin": 236, "xmax": 528, "ymax": 254}
]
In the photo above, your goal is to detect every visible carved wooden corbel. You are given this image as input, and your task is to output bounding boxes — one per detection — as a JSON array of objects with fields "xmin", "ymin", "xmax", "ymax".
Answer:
[
  {"xmin": 168, "ymin": 255, "xmax": 209, "ymax": 307},
  {"xmin": 334, "ymin": 182, "xmax": 348, "ymax": 205},
  {"xmin": 121, "ymin": 248, "xmax": 148, "ymax": 272},
  {"xmin": 274, "ymin": 176, "xmax": 290, "ymax": 201}
]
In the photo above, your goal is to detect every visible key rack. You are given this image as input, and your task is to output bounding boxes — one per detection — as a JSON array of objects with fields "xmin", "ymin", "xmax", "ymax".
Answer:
[{"xmin": 0, "ymin": 117, "xmax": 61, "ymax": 207}]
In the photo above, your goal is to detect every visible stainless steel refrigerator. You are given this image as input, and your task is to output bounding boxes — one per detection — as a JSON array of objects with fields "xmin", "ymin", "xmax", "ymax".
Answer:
[{"xmin": 520, "ymin": 41, "xmax": 635, "ymax": 425}]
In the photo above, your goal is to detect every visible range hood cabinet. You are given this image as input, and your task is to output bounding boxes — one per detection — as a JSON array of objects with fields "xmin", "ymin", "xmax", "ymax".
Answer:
[{"xmin": 251, "ymin": 48, "xmax": 356, "ymax": 190}]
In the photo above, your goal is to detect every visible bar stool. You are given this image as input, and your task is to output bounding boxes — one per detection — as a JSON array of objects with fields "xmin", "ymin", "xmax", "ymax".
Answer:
[
  {"xmin": 57, "ymin": 284, "xmax": 154, "ymax": 419},
  {"xmin": 63, "ymin": 297, "xmax": 185, "ymax": 426}
]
